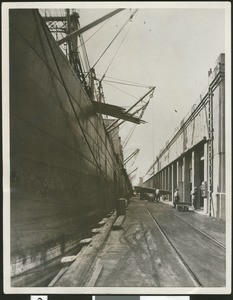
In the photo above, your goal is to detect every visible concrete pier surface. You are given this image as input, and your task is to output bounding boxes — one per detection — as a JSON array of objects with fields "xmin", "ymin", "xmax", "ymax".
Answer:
[{"xmin": 54, "ymin": 197, "xmax": 225, "ymax": 287}]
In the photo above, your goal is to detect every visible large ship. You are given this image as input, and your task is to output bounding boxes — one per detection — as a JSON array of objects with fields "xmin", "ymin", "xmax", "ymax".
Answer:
[{"xmin": 9, "ymin": 9, "xmax": 154, "ymax": 286}]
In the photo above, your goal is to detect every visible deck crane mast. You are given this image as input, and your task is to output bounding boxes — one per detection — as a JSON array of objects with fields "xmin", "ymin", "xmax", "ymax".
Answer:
[
  {"xmin": 43, "ymin": 9, "xmax": 125, "ymax": 94},
  {"xmin": 124, "ymin": 148, "xmax": 140, "ymax": 165}
]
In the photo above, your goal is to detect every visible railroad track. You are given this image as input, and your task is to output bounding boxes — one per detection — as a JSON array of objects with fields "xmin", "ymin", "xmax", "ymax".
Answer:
[
  {"xmin": 143, "ymin": 203, "xmax": 202, "ymax": 287},
  {"xmin": 143, "ymin": 201, "xmax": 226, "ymax": 287},
  {"xmin": 168, "ymin": 211, "xmax": 226, "ymax": 249}
]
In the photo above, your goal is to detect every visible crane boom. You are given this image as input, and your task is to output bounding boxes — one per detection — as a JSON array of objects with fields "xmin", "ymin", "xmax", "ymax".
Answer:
[
  {"xmin": 124, "ymin": 149, "xmax": 140, "ymax": 165},
  {"xmin": 107, "ymin": 86, "xmax": 155, "ymax": 132},
  {"xmin": 128, "ymin": 167, "xmax": 138, "ymax": 176},
  {"xmin": 57, "ymin": 9, "xmax": 125, "ymax": 45}
]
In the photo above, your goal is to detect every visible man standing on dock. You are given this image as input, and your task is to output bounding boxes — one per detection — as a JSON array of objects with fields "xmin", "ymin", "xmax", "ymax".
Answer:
[
  {"xmin": 155, "ymin": 188, "xmax": 160, "ymax": 202},
  {"xmin": 191, "ymin": 187, "xmax": 198, "ymax": 209},
  {"xmin": 173, "ymin": 188, "xmax": 180, "ymax": 208}
]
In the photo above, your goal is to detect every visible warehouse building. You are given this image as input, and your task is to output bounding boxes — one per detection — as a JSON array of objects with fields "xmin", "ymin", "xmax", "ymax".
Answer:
[{"xmin": 143, "ymin": 54, "xmax": 225, "ymax": 220}]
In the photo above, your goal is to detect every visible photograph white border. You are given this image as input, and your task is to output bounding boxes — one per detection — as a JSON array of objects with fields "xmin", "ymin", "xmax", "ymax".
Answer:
[{"xmin": 2, "ymin": 1, "xmax": 231, "ymax": 295}]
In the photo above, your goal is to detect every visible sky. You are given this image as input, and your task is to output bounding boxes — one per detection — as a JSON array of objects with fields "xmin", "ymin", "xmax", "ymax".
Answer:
[{"xmin": 77, "ymin": 4, "xmax": 226, "ymax": 186}]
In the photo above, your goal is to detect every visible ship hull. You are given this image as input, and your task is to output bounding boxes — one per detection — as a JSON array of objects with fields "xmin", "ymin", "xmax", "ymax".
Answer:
[{"xmin": 9, "ymin": 9, "xmax": 129, "ymax": 286}]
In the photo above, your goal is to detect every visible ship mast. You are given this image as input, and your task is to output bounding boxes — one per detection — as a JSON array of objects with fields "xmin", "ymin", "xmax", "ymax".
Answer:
[
  {"xmin": 65, "ymin": 10, "xmax": 88, "ymax": 88},
  {"xmin": 42, "ymin": 9, "xmax": 125, "ymax": 96},
  {"xmin": 57, "ymin": 9, "xmax": 125, "ymax": 46}
]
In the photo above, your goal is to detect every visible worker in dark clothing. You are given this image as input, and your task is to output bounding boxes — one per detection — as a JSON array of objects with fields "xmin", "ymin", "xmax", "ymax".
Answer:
[
  {"xmin": 173, "ymin": 188, "xmax": 180, "ymax": 208},
  {"xmin": 155, "ymin": 188, "xmax": 160, "ymax": 202},
  {"xmin": 191, "ymin": 187, "xmax": 198, "ymax": 209}
]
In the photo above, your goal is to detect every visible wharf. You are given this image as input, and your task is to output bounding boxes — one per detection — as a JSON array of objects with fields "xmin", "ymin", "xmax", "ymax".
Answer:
[{"xmin": 53, "ymin": 197, "xmax": 225, "ymax": 287}]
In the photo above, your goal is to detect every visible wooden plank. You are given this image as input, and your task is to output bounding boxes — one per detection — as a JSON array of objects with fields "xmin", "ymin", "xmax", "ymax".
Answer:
[
  {"xmin": 91, "ymin": 228, "xmax": 101, "ymax": 234},
  {"xmin": 98, "ymin": 220, "xmax": 106, "ymax": 226},
  {"xmin": 84, "ymin": 259, "xmax": 103, "ymax": 287},
  {"xmin": 61, "ymin": 255, "xmax": 77, "ymax": 263},
  {"xmin": 54, "ymin": 212, "xmax": 117, "ymax": 286},
  {"xmin": 48, "ymin": 267, "xmax": 69, "ymax": 286},
  {"xmin": 112, "ymin": 215, "xmax": 125, "ymax": 230},
  {"xmin": 79, "ymin": 238, "xmax": 92, "ymax": 245}
]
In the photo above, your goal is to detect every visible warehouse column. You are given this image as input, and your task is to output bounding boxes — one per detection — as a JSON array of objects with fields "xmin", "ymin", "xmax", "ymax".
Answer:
[
  {"xmin": 183, "ymin": 156, "xmax": 190, "ymax": 203},
  {"xmin": 173, "ymin": 162, "xmax": 177, "ymax": 190},
  {"xmin": 168, "ymin": 165, "xmax": 171, "ymax": 201},
  {"xmin": 211, "ymin": 56, "xmax": 225, "ymax": 220},
  {"xmin": 191, "ymin": 149, "xmax": 200, "ymax": 208},
  {"xmin": 161, "ymin": 171, "xmax": 163, "ymax": 189},
  {"xmin": 171, "ymin": 164, "xmax": 174, "ymax": 202},
  {"xmin": 203, "ymin": 143, "xmax": 208, "ymax": 213},
  {"xmin": 162, "ymin": 169, "xmax": 165, "ymax": 190},
  {"xmin": 154, "ymin": 174, "xmax": 157, "ymax": 187},
  {"xmin": 160, "ymin": 171, "xmax": 163, "ymax": 190},
  {"xmin": 163, "ymin": 169, "xmax": 165, "ymax": 190},
  {"xmin": 165, "ymin": 168, "xmax": 168, "ymax": 190},
  {"xmin": 177, "ymin": 160, "xmax": 183, "ymax": 202},
  {"xmin": 167, "ymin": 167, "xmax": 169, "ymax": 191},
  {"xmin": 164, "ymin": 169, "xmax": 166, "ymax": 190}
]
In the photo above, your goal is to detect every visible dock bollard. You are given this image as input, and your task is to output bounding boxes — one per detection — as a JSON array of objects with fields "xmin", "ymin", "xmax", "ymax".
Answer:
[{"xmin": 117, "ymin": 198, "xmax": 127, "ymax": 216}]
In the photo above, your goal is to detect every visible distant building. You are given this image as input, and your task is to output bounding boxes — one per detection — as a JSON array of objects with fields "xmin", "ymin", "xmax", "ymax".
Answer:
[{"xmin": 143, "ymin": 54, "xmax": 225, "ymax": 220}]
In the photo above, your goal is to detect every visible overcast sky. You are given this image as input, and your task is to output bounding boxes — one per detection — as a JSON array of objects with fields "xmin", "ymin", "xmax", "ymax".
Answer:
[
  {"xmin": 78, "ymin": 4, "xmax": 226, "ymax": 186},
  {"xmin": 52, "ymin": 2, "xmax": 225, "ymax": 185}
]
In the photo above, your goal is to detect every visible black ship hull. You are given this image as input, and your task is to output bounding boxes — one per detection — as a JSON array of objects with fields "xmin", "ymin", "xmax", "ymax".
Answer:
[{"xmin": 9, "ymin": 9, "xmax": 131, "ymax": 286}]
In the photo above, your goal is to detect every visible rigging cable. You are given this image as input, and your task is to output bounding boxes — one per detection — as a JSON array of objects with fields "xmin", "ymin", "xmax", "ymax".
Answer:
[
  {"xmin": 107, "ymin": 87, "xmax": 155, "ymax": 132},
  {"xmin": 79, "ymin": 33, "xmax": 91, "ymax": 72},
  {"xmin": 93, "ymin": 72, "xmax": 152, "ymax": 88},
  {"xmin": 110, "ymin": 105, "xmax": 145, "ymax": 138},
  {"xmin": 77, "ymin": 19, "xmax": 110, "ymax": 49},
  {"xmin": 129, "ymin": 150, "xmax": 140, "ymax": 168},
  {"xmin": 123, "ymin": 101, "xmax": 150, "ymax": 148},
  {"xmin": 85, "ymin": 9, "xmax": 138, "ymax": 79},
  {"xmin": 66, "ymin": 18, "xmax": 110, "ymax": 57},
  {"xmin": 101, "ymin": 74, "xmax": 152, "ymax": 88},
  {"xmin": 103, "ymin": 79, "xmax": 151, "ymax": 88},
  {"xmin": 110, "ymin": 103, "xmax": 146, "ymax": 142},
  {"xmin": 101, "ymin": 17, "xmax": 135, "ymax": 79},
  {"xmin": 123, "ymin": 124, "xmax": 137, "ymax": 148},
  {"xmin": 111, "ymin": 99, "xmax": 150, "ymax": 139},
  {"xmin": 104, "ymin": 80, "xmax": 138, "ymax": 99},
  {"xmin": 130, "ymin": 152, "xmax": 139, "ymax": 167}
]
